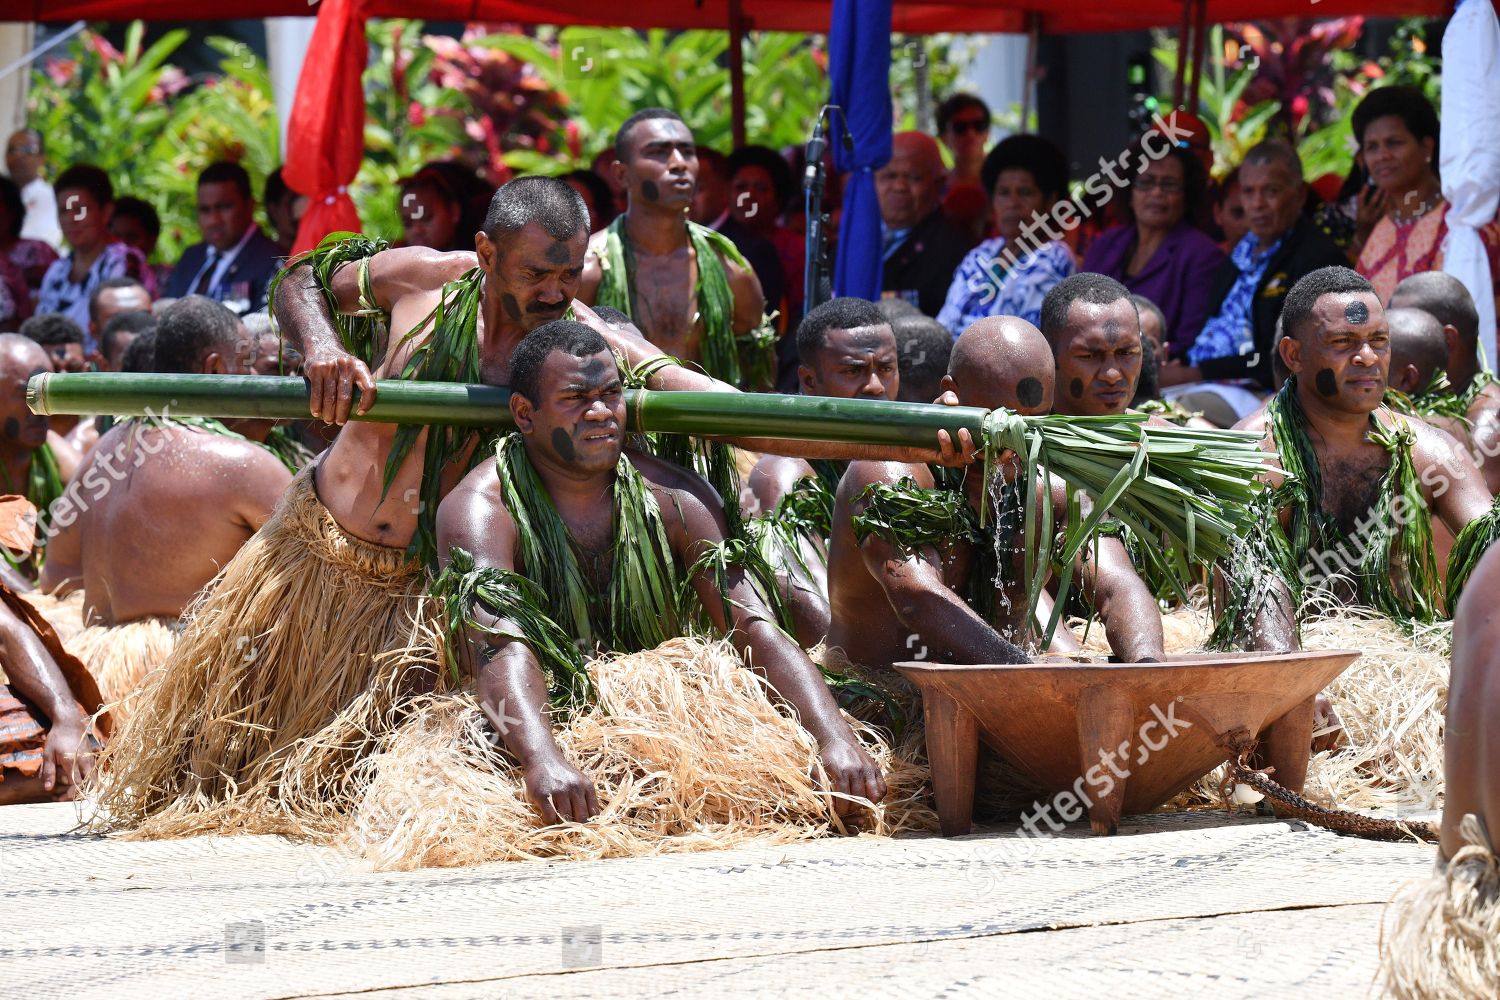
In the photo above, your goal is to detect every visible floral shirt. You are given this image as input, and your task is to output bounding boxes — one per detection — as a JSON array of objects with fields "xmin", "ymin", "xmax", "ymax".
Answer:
[
  {"xmin": 936, "ymin": 237, "xmax": 1076, "ymax": 336},
  {"xmin": 36, "ymin": 242, "xmax": 153, "ymax": 341},
  {"xmin": 1187, "ymin": 232, "xmax": 1283, "ymax": 367}
]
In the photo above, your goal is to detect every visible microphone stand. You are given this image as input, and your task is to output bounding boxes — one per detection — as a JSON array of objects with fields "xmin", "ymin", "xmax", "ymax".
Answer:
[{"xmin": 803, "ymin": 105, "xmax": 853, "ymax": 313}]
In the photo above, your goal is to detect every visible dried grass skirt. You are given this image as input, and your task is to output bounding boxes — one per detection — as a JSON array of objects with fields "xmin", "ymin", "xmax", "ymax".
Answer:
[
  {"xmin": 65, "ymin": 617, "xmax": 178, "ymax": 727},
  {"xmin": 86, "ymin": 469, "xmax": 442, "ymax": 840},
  {"xmin": 343, "ymin": 637, "xmax": 933, "ymax": 869}
]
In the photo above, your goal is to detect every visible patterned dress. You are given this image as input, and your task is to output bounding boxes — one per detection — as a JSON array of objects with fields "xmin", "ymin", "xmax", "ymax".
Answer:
[
  {"xmin": 1357, "ymin": 201, "xmax": 1500, "ymax": 305},
  {"xmin": 936, "ymin": 237, "xmax": 1077, "ymax": 336}
]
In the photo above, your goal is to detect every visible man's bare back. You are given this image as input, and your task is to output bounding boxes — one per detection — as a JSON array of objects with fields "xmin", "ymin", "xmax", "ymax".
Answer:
[{"xmin": 41, "ymin": 421, "xmax": 290, "ymax": 623}]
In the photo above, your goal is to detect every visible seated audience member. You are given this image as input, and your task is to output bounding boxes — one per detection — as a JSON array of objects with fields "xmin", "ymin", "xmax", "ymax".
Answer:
[
  {"xmin": 729, "ymin": 145, "xmax": 806, "ymax": 325},
  {"xmin": 878, "ymin": 132, "xmax": 974, "ymax": 317},
  {"xmin": 397, "ymin": 165, "xmax": 468, "ymax": 253},
  {"xmin": 1082, "ymin": 143, "xmax": 1225, "ymax": 355},
  {"xmin": 262, "ymin": 167, "xmax": 306, "ymax": 255},
  {"xmin": 1163, "ymin": 141, "xmax": 1348, "ymax": 421},
  {"xmin": 1213, "ymin": 167, "xmax": 1249, "ymax": 252},
  {"xmin": 562, "ymin": 168, "xmax": 616, "ymax": 231},
  {"xmin": 696, "ymin": 147, "xmax": 785, "ymax": 341},
  {"xmin": 0, "ymin": 176, "xmax": 57, "ymax": 309},
  {"xmin": 164, "ymin": 161, "xmax": 283, "ymax": 316},
  {"xmin": 109, "ymin": 196, "xmax": 171, "ymax": 292},
  {"xmin": 892, "ymin": 314, "xmax": 954, "ymax": 404},
  {"xmin": 935, "ymin": 92, "xmax": 993, "ymax": 241},
  {"xmin": 36, "ymin": 165, "xmax": 153, "ymax": 330},
  {"xmin": 936, "ymin": 134, "xmax": 1077, "ymax": 336},
  {"xmin": 1354, "ymin": 85, "xmax": 1500, "ymax": 309},
  {"xmin": 4, "ymin": 129, "xmax": 60, "ymax": 248},
  {"xmin": 0, "ymin": 253, "xmax": 25, "ymax": 332},
  {"xmin": 99, "ymin": 311, "xmax": 155, "ymax": 373},
  {"xmin": 89, "ymin": 277, "xmax": 151, "ymax": 355}
]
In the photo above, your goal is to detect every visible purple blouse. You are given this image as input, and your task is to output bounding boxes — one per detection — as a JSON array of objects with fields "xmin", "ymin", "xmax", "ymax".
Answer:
[{"xmin": 1081, "ymin": 222, "xmax": 1227, "ymax": 358}]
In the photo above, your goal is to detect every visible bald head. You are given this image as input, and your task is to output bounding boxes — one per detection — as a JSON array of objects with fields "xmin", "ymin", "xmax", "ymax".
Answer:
[
  {"xmin": 877, "ymin": 132, "xmax": 946, "ymax": 229},
  {"xmin": 945, "ymin": 317, "xmax": 1054, "ymax": 413},
  {"xmin": 1389, "ymin": 271, "xmax": 1479, "ymax": 373},
  {"xmin": 0, "ymin": 333, "xmax": 50, "ymax": 376},
  {"xmin": 1386, "ymin": 307, "xmax": 1449, "ymax": 394}
]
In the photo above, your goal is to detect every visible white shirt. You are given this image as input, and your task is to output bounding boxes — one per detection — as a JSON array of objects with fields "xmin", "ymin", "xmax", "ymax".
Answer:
[{"xmin": 19, "ymin": 177, "xmax": 62, "ymax": 248}]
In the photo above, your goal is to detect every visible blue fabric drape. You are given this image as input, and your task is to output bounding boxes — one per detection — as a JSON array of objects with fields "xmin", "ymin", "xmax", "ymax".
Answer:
[{"xmin": 830, "ymin": 0, "xmax": 893, "ymax": 300}]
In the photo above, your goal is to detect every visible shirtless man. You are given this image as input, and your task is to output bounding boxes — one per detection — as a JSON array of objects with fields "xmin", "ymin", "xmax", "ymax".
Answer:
[
  {"xmin": 98, "ymin": 176, "xmax": 966, "ymax": 836},
  {"xmin": 1040, "ymin": 273, "xmax": 1145, "ymax": 418},
  {"xmin": 0, "ymin": 334, "xmax": 79, "ymax": 579},
  {"xmin": 747, "ymin": 297, "xmax": 899, "ymax": 644},
  {"xmin": 436, "ymin": 320, "xmax": 885, "ymax": 823},
  {"xmin": 1388, "ymin": 270, "xmax": 1500, "ymax": 494},
  {"xmin": 1386, "ymin": 307, "xmax": 1450, "ymax": 398},
  {"xmin": 827, "ymin": 316, "xmax": 1166, "ymax": 670},
  {"xmin": 39, "ymin": 296, "xmax": 290, "ymax": 624},
  {"xmin": 578, "ymin": 108, "xmax": 765, "ymax": 383},
  {"xmin": 1236, "ymin": 267, "xmax": 1494, "ymax": 649}
]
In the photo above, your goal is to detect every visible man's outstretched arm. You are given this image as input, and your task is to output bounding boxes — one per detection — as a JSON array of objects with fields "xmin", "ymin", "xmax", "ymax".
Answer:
[
  {"xmin": 273, "ymin": 245, "xmax": 470, "ymax": 424},
  {"xmin": 672, "ymin": 484, "xmax": 886, "ymax": 816},
  {"xmin": 435, "ymin": 471, "xmax": 599, "ymax": 824},
  {"xmin": 0, "ymin": 600, "xmax": 93, "ymax": 796},
  {"xmin": 1076, "ymin": 535, "xmax": 1165, "ymax": 663}
]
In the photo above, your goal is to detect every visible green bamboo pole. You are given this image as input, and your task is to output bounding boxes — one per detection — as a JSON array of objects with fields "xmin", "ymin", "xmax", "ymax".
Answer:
[{"xmin": 27, "ymin": 372, "xmax": 989, "ymax": 446}]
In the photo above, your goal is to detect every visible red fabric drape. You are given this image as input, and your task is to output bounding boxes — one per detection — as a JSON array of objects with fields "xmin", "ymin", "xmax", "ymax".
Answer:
[{"xmin": 285, "ymin": 0, "xmax": 367, "ymax": 255}]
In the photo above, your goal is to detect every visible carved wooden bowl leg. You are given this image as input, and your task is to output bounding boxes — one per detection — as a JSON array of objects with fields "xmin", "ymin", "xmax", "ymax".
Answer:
[
  {"xmin": 1258, "ymin": 693, "xmax": 1316, "ymax": 816},
  {"xmin": 923, "ymin": 686, "xmax": 978, "ymax": 837},
  {"xmin": 1076, "ymin": 685, "xmax": 1133, "ymax": 836}
]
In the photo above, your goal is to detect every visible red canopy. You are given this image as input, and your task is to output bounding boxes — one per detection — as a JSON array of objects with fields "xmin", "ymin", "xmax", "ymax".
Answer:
[{"xmin": 9, "ymin": 0, "xmax": 1453, "ymax": 33}]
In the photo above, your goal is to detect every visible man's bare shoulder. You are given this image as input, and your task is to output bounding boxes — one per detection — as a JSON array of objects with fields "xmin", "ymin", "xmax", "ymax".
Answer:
[
  {"xmin": 839, "ymin": 460, "xmax": 933, "ymax": 502},
  {"xmin": 1471, "ymin": 381, "xmax": 1500, "ymax": 418},
  {"xmin": 750, "ymin": 453, "xmax": 813, "ymax": 484},
  {"xmin": 376, "ymin": 246, "xmax": 478, "ymax": 296},
  {"xmin": 627, "ymin": 448, "xmax": 724, "ymax": 516}
]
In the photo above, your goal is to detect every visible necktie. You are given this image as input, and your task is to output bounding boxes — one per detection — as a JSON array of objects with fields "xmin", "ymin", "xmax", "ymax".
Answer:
[{"xmin": 193, "ymin": 248, "xmax": 219, "ymax": 296}]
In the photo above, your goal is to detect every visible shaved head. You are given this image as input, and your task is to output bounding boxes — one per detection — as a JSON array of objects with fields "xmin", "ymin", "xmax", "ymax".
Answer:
[
  {"xmin": 945, "ymin": 316, "xmax": 1054, "ymax": 414},
  {"xmin": 0, "ymin": 333, "xmax": 49, "ymax": 375},
  {"xmin": 1387, "ymin": 306, "xmax": 1449, "ymax": 393}
]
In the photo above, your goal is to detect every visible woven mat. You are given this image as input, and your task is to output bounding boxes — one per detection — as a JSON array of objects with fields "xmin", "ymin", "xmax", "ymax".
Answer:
[{"xmin": 1, "ymin": 803, "xmax": 1428, "ymax": 998}]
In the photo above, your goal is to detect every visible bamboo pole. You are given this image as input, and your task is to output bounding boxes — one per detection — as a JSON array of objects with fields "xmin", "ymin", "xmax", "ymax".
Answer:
[{"xmin": 27, "ymin": 372, "xmax": 990, "ymax": 447}]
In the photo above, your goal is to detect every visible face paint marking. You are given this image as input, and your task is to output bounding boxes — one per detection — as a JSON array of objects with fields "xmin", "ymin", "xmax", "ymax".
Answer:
[
  {"xmin": 1103, "ymin": 319, "xmax": 1122, "ymax": 344},
  {"xmin": 551, "ymin": 427, "xmax": 577, "ymax": 462},
  {"xmin": 502, "ymin": 293, "xmax": 523, "ymax": 322},
  {"xmin": 579, "ymin": 357, "xmax": 607, "ymax": 381},
  {"xmin": 641, "ymin": 180, "xmax": 661, "ymax": 203},
  {"xmin": 544, "ymin": 241, "xmax": 572, "ymax": 265},
  {"xmin": 1017, "ymin": 377, "xmax": 1044, "ymax": 408},
  {"xmin": 1344, "ymin": 300, "xmax": 1370, "ymax": 326},
  {"xmin": 1314, "ymin": 368, "xmax": 1339, "ymax": 397},
  {"xmin": 2, "ymin": 418, "xmax": 18, "ymax": 440},
  {"xmin": 1069, "ymin": 377, "xmax": 1085, "ymax": 399}
]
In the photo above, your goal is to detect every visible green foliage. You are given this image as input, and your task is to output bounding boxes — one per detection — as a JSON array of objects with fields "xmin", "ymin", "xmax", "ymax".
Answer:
[{"xmin": 27, "ymin": 23, "xmax": 282, "ymax": 261}]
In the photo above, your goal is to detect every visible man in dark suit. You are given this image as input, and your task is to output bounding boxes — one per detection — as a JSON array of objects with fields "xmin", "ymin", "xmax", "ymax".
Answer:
[
  {"xmin": 877, "ymin": 132, "xmax": 974, "ymax": 318},
  {"xmin": 1162, "ymin": 141, "xmax": 1349, "ymax": 398},
  {"xmin": 166, "ymin": 162, "xmax": 284, "ymax": 316}
]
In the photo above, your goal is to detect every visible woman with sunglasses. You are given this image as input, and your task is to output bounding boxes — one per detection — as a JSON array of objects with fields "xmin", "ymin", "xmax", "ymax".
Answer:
[{"xmin": 1083, "ymin": 143, "xmax": 1224, "ymax": 355}]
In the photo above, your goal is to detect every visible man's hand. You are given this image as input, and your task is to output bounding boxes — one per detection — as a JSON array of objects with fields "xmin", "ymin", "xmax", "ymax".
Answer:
[
  {"xmin": 41, "ymin": 718, "xmax": 94, "ymax": 798},
  {"xmin": 302, "ymin": 345, "xmax": 376, "ymax": 425},
  {"xmin": 523, "ymin": 752, "xmax": 600, "ymax": 824},
  {"xmin": 1158, "ymin": 361, "xmax": 1201, "ymax": 387},
  {"xmin": 932, "ymin": 389, "xmax": 979, "ymax": 469},
  {"xmin": 816, "ymin": 735, "xmax": 886, "ymax": 825}
]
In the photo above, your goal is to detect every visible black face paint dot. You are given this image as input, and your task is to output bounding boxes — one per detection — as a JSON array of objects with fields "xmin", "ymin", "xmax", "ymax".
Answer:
[
  {"xmin": 641, "ymin": 180, "xmax": 661, "ymax": 203},
  {"xmin": 551, "ymin": 427, "xmax": 576, "ymax": 462},
  {"xmin": 1017, "ymin": 377, "xmax": 1044, "ymax": 408},
  {"xmin": 580, "ymin": 357, "xmax": 606, "ymax": 380},
  {"xmin": 502, "ymin": 293, "xmax": 523, "ymax": 322},
  {"xmin": 1315, "ymin": 368, "xmax": 1339, "ymax": 397},
  {"xmin": 2, "ymin": 418, "xmax": 17, "ymax": 440},
  {"xmin": 544, "ymin": 241, "xmax": 572, "ymax": 265},
  {"xmin": 1103, "ymin": 319, "xmax": 1122, "ymax": 343},
  {"xmin": 1344, "ymin": 300, "xmax": 1370, "ymax": 325},
  {"xmin": 1069, "ymin": 377, "xmax": 1085, "ymax": 399}
]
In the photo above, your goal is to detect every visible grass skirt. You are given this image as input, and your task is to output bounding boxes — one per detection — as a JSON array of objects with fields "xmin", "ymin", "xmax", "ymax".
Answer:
[
  {"xmin": 65, "ymin": 617, "xmax": 178, "ymax": 727},
  {"xmin": 21, "ymin": 589, "xmax": 86, "ymax": 645},
  {"xmin": 87, "ymin": 469, "xmax": 442, "ymax": 840},
  {"xmin": 1383, "ymin": 815, "xmax": 1500, "ymax": 999},
  {"xmin": 342, "ymin": 637, "xmax": 934, "ymax": 869}
]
